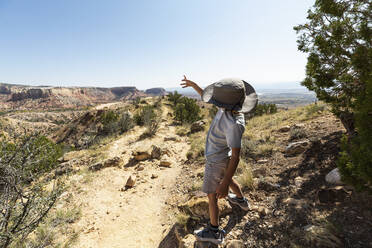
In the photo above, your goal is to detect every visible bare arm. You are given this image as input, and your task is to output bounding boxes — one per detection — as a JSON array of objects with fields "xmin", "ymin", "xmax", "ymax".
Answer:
[
  {"xmin": 180, "ymin": 75, "xmax": 203, "ymax": 97},
  {"xmin": 216, "ymin": 148, "xmax": 240, "ymax": 198}
]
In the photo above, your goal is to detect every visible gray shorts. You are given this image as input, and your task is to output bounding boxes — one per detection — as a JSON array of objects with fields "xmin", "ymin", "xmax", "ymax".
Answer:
[{"xmin": 202, "ymin": 158, "xmax": 230, "ymax": 194}]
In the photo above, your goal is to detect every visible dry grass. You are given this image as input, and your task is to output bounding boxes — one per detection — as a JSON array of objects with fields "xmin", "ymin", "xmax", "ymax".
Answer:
[
  {"xmin": 236, "ymin": 161, "xmax": 254, "ymax": 190},
  {"xmin": 175, "ymin": 212, "xmax": 190, "ymax": 228},
  {"xmin": 175, "ymin": 125, "xmax": 190, "ymax": 137},
  {"xmin": 188, "ymin": 131, "xmax": 206, "ymax": 161},
  {"xmin": 18, "ymin": 205, "xmax": 82, "ymax": 248}
]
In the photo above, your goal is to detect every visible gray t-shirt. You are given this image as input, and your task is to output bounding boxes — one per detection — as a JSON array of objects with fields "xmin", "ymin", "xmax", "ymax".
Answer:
[{"xmin": 205, "ymin": 108, "xmax": 245, "ymax": 163}]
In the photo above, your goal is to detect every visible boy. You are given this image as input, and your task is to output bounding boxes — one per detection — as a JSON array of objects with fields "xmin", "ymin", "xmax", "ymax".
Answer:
[{"xmin": 180, "ymin": 76, "xmax": 258, "ymax": 245}]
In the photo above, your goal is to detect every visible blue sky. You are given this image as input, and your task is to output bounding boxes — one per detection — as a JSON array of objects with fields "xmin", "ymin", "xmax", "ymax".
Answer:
[{"xmin": 0, "ymin": 0, "xmax": 314, "ymax": 89}]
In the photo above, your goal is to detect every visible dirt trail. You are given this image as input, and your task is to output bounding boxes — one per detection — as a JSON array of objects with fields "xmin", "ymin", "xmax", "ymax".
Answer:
[{"xmin": 70, "ymin": 106, "xmax": 189, "ymax": 248}]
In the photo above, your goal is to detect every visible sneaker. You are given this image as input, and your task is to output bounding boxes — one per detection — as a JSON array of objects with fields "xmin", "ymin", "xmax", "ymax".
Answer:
[
  {"xmin": 227, "ymin": 193, "xmax": 250, "ymax": 211},
  {"xmin": 194, "ymin": 225, "xmax": 225, "ymax": 245}
]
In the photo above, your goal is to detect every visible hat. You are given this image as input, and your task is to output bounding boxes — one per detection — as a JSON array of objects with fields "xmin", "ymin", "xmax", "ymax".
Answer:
[{"xmin": 201, "ymin": 78, "xmax": 258, "ymax": 114}]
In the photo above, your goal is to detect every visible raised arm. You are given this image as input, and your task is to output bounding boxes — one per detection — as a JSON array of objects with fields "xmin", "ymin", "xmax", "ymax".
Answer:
[{"xmin": 180, "ymin": 75, "xmax": 203, "ymax": 97}]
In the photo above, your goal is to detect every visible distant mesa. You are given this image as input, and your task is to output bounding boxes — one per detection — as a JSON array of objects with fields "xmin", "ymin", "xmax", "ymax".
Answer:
[
  {"xmin": 10, "ymin": 88, "xmax": 51, "ymax": 101},
  {"xmin": 145, "ymin": 87, "xmax": 166, "ymax": 96},
  {"xmin": 0, "ymin": 83, "xmax": 166, "ymax": 110},
  {"xmin": 0, "ymin": 85, "xmax": 11, "ymax": 94}
]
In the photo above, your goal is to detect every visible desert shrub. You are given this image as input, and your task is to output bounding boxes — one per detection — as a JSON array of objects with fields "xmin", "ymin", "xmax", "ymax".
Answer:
[
  {"xmin": 174, "ymin": 97, "xmax": 201, "ymax": 124},
  {"xmin": 167, "ymin": 91, "xmax": 182, "ymax": 106},
  {"xmin": 17, "ymin": 206, "xmax": 81, "ymax": 248},
  {"xmin": 152, "ymin": 97, "xmax": 162, "ymax": 108},
  {"xmin": 289, "ymin": 127, "xmax": 307, "ymax": 141},
  {"xmin": 135, "ymin": 105, "xmax": 160, "ymax": 138},
  {"xmin": 0, "ymin": 134, "xmax": 64, "ymax": 248},
  {"xmin": 237, "ymin": 162, "xmax": 254, "ymax": 190},
  {"xmin": 100, "ymin": 110, "xmax": 119, "ymax": 126},
  {"xmin": 176, "ymin": 126, "xmax": 189, "ymax": 137},
  {"xmin": 241, "ymin": 136, "xmax": 275, "ymax": 160},
  {"xmin": 132, "ymin": 97, "xmax": 141, "ymax": 108},
  {"xmin": 118, "ymin": 112, "xmax": 134, "ymax": 133},
  {"xmin": 305, "ymin": 103, "xmax": 326, "ymax": 118},
  {"xmin": 254, "ymin": 103, "xmax": 277, "ymax": 116},
  {"xmin": 134, "ymin": 105, "xmax": 155, "ymax": 126},
  {"xmin": 142, "ymin": 116, "xmax": 160, "ymax": 138},
  {"xmin": 99, "ymin": 110, "xmax": 119, "ymax": 134},
  {"xmin": 240, "ymin": 138, "xmax": 259, "ymax": 160}
]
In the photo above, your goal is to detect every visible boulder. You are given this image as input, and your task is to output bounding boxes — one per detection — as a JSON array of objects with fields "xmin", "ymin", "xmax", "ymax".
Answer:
[
  {"xmin": 325, "ymin": 168, "xmax": 343, "ymax": 185},
  {"xmin": 190, "ymin": 120, "xmax": 206, "ymax": 133},
  {"xmin": 285, "ymin": 140, "xmax": 309, "ymax": 156}
]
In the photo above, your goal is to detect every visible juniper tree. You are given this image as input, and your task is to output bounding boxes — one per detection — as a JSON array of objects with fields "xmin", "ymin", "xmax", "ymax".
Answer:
[
  {"xmin": 295, "ymin": 0, "xmax": 372, "ymax": 191},
  {"xmin": 294, "ymin": 0, "xmax": 371, "ymax": 134}
]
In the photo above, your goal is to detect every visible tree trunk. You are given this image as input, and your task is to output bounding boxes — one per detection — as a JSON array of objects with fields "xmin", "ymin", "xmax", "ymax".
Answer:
[{"xmin": 339, "ymin": 112, "xmax": 355, "ymax": 136}]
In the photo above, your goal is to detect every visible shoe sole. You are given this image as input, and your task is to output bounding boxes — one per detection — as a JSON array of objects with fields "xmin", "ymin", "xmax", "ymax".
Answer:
[
  {"xmin": 227, "ymin": 197, "xmax": 250, "ymax": 211},
  {"xmin": 194, "ymin": 235, "xmax": 223, "ymax": 245}
]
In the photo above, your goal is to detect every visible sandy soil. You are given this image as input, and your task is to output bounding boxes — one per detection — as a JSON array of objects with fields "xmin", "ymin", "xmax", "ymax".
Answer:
[{"xmin": 69, "ymin": 105, "xmax": 190, "ymax": 248}]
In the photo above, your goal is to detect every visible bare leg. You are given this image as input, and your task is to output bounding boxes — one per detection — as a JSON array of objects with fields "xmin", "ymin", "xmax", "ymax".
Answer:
[
  {"xmin": 229, "ymin": 178, "xmax": 244, "ymax": 198},
  {"xmin": 207, "ymin": 193, "xmax": 219, "ymax": 226}
]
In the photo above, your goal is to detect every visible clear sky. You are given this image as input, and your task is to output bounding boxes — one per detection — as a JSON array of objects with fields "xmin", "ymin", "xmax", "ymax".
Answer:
[{"xmin": 0, "ymin": 0, "xmax": 314, "ymax": 89}]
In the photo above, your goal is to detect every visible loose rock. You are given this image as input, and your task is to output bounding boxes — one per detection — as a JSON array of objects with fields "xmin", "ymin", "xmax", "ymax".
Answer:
[
  {"xmin": 151, "ymin": 173, "xmax": 158, "ymax": 179},
  {"xmin": 103, "ymin": 156, "xmax": 121, "ymax": 167},
  {"xmin": 325, "ymin": 168, "xmax": 343, "ymax": 185},
  {"xmin": 278, "ymin": 125, "xmax": 290, "ymax": 132},
  {"xmin": 151, "ymin": 145, "xmax": 162, "ymax": 159},
  {"xmin": 125, "ymin": 175, "xmax": 136, "ymax": 188},
  {"xmin": 190, "ymin": 120, "xmax": 206, "ymax": 133},
  {"xmin": 285, "ymin": 140, "xmax": 309, "ymax": 156},
  {"xmin": 89, "ymin": 162, "xmax": 104, "ymax": 171}
]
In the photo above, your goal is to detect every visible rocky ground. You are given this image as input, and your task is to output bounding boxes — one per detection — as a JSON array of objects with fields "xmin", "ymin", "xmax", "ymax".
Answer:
[
  {"xmin": 156, "ymin": 108, "xmax": 372, "ymax": 248},
  {"xmin": 4, "ymin": 99, "xmax": 370, "ymax": 248}
]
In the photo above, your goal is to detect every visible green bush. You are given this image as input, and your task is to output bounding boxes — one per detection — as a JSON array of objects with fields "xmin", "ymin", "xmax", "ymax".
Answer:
[
  {"xmin": 0, "ymin": 134, "xmax": 64, "ymax": 248},
  {"xmin": 99, "ymin": 110, "xmax": 119, "ymax": 134},
  {"xmin": 135, "ymin": 105, "xmax": 160, "ymax": 138},
  {"xmin": 118, "ymin": 112, "xmax": 134, "ymax": 133},
  {"xmin": 305, "ymin": 103, "xmax": 326, "ymax": 118},
  {"xmin": 134, "ymin": 105, "xmax": 156, "ymax": 126},
  {"xmin": 254, "ymin": 103, "xmax": 277, "ymax": 116},
  {"xmin": 167, "ymin": 91, "xmax": 182, "ymax": 106},
  {"xmin": 174, "ymin": 97, "xmax": 201, "ymax": 124}
]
